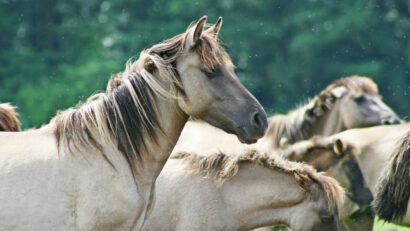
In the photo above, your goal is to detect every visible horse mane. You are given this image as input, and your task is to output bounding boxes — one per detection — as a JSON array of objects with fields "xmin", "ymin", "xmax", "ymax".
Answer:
[
  {"xmin": 172, "ymin": 149, "xmax": 344, "ymax": 212},
  {"xmin": 0, "ymin": 103, "xmax": 21, "ymax": 132},
  {"xmin": 265, "ymin": 75, "xmax": 379, "ymax": 148},
  {"xmin": 374, "ymin": 130, "xmax": 410, "ymax": 222},
  {"xmin": 52, "ymin": 22, "xmax": 231, "ymax": 176}
]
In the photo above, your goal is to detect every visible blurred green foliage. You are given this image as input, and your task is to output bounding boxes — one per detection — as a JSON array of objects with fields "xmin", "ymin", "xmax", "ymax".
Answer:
[{"xmin": 0, "ymin": 0, "xmax": 409, "ymax": 128}]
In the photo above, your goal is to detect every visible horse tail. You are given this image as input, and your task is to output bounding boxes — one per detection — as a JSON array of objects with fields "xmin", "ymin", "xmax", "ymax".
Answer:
[
  {"xmin": 0, "ymin": 103, "xmax": 21, "ymax": 131},
  {"xmin": 374, "ymin": 131, "xmax": 410, "ymax": 222}
]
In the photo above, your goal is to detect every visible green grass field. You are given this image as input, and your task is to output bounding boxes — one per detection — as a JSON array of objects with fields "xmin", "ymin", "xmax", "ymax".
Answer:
[
  {"xmin": 261, "ymin": 219, "xmax": 410, "ymax": 231},
  {"xmin": 374, "ymin": 219, "xmax": 410, "ymax": 231}
]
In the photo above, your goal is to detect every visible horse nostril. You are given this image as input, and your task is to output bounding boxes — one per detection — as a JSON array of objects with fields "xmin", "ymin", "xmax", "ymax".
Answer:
[
  {"xmin": 390, "ymin": 118, "xmax": 401, "ymax": 124},
  {"xmin": 252, "ymin": 112, "xmax": 264, "ymax": 130},
  {"xmin": 382, "ymin": 117, "xmax": 401, "ymax": 125}
]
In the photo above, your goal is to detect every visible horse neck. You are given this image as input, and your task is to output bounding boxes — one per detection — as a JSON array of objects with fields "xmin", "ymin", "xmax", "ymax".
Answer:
[
  {"xmin": 137, "ymin": 94, "xmax": 189, "ymax": 181},
  {"xmin": 220, "ymin": 163, "xmax": 306, "ymax": 229},
  {"xmin": 110, "ymin": 74, "xmax": 189, "ymax": 185},
  {"xmin": 310, "ymin": 99, "xmax": 345, "ymax": 137}
]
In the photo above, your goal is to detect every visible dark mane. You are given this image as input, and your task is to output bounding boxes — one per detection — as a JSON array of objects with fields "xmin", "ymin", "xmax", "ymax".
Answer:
[
  {"xmin": 265, "ymin": 75, "xmax": 379, "ymax": 148},
  {"xmin": 374, "ymin": 130, "xmax": 410, "ymax": 222}
]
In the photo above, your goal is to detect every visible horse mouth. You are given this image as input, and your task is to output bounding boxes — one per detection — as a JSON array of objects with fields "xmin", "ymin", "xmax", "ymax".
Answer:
[{"xmin": 237, "ymin": 126, "xmax": 259, "ymax": 144}]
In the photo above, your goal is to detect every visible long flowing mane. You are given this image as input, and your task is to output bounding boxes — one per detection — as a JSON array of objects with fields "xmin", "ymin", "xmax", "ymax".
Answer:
[
  {"xmin": 52, "ymin": 23, "xmax": 231, "ymax": 176},
  {"xmin": 374, "ymin": 130, "xmax": 410, "ymax": 222},
  {"xmin": 0, "ymin": 103, "xmax": 21, "ymax": 132},
  {"xmin": 172, "ymin": 150, "xmax": 344, "ymax": 212},
  {"xmin": 265, "ymin": 75, "xmax": 379, "ymax": 148}
]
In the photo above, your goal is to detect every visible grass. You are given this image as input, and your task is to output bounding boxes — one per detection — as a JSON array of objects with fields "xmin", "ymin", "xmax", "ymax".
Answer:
[
  {"xmin": 259, "ymin": 219, "xmax": 410, "ymax": 231},
  {"xmin": 374, "ymin": 219, "xmax": 410, "ymax": 231}
]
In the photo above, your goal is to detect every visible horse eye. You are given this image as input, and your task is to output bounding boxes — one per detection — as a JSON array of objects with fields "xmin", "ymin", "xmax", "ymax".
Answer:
[
  {"xmin": 353, "ymin": 95, "xmax": 366, "ymax": 104},
  {"xmin": 200, "ymin": 68, "xmax": 217, "ymax": 78},
  {"xmin": 320, "ymin": 216, "xmax": 333, "ymax": 224}
]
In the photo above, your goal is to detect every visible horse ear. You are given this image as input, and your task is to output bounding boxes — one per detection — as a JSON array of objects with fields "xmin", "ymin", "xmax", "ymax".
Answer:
[
  {"xmin": 333, "ymin": 139, "xmax": 344, "ymax": 156},
  {"xmin": 143, "ymin": 57, "xmax": 155, "ymax": 73},
  {"xmin": 330, "ymin": 86, "xmax": 347, "ymax": 98},
  {"xmin": 193, "ymin": 16, "xmax": 207, "ymax": 45},
  {"xmin": 294, "ymin": 171, "xmax": 313, "ymax": 192},
  {"xmin": 206, "ymin": 16, "xmax": 223, "ymax": 38}
]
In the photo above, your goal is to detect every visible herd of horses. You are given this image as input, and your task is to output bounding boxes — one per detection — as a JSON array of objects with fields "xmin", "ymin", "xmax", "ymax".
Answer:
[{"xmin": 0, "ymin": 16, "xmax": 408, "ymax": 231}]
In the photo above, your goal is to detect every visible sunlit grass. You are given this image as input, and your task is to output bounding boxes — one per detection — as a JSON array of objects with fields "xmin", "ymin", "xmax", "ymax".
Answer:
[
  {"xmin": 255, "ymin": 219, "xmax": 410, "ymax": 231},
  {"xmin": 374, "ymin": 219, "xmax": 410, "ymax": 231}
]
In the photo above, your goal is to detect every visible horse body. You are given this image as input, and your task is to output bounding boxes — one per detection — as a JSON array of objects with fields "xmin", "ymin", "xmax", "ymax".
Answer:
[
  {"xmin": 0, "ymin": 125, "xmax": 144, "ymax": 231},
  {"xmin": 143, "ymin": 151, "xmax": 343, "ymax": 231},
  {"xmin": 0, "ymin": 16, "xmax": 268, "ymax": 230}
]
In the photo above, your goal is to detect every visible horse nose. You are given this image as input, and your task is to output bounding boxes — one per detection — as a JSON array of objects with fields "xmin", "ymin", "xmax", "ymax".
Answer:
[
  {"xmin": 358, "ymin": 188, "xmax": 374, "ymax": 206},
  {"xmin": 251, "ymin": 111, "xmax": 268, "ymax": 135},
  {"xmin": 382, "ymin": 117, "xmax": 401, "ymax": 125}
]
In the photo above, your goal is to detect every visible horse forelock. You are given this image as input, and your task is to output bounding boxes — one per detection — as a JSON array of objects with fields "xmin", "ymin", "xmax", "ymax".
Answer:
[{"xmin": 148, "ymin": 24, "xmax": 233, "ymax": 71}]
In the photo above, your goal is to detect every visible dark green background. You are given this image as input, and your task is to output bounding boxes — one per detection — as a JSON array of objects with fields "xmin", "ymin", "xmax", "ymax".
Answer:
[{"xmin": 1, "ymin": 0, "xmax": 409, "ymax": 128}]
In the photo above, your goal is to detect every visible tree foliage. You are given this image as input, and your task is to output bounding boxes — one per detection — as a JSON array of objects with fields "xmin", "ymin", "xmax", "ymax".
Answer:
[{"xmin": 0, "ymin": 0, "xmax": 408, "ymax": 127}]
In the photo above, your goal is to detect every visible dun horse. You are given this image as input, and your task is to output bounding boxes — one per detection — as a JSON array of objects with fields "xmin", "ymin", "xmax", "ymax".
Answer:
[
  {"xmin": 261, "ymin": 75, "xmax": 401, "ymax": 149},
  {"xmin": 172, "ymin": 75, "xmax": 401, "ymax": 157},
  {"xmin": 143, "ymin": 150, "xmax": 344, "ymax": 231},
  {"xmin": 0, "ymin": 103, "xmax": 21, "ymax": 131},
  {"xmin": 0, "ymin": 16, "xmax": 268, "ymax": 231},
  {"xmin": 331, "ymin": 124, "xmax": 410, "ymax": 227}
]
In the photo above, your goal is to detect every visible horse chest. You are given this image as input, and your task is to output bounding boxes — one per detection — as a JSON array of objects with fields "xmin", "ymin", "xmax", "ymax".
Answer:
[{"xmin": 72, "ymin": 166, "xmax": 143, "ymax": 231}]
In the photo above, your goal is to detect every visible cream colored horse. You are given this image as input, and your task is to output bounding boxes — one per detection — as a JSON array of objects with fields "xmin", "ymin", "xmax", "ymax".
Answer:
[
  {"xmin": 0, "ymin": 16, "xmax": 268, "ymax": 231},
  {"xmin": 143, "ymin": 150, "xmax": 344, "ymax": 231},
  {"xmin": 331, "ymin": 124, "xmax": 410, "ymax": 227},
  {"xmin": 0, "ymin": 103, "xmax": 21, "ymax": 131}
]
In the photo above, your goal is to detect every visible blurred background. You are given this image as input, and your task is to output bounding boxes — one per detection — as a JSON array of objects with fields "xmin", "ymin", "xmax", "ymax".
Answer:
[{"xmin": 0, "ymin": 0, "xmax": 409, "ymax": 129}]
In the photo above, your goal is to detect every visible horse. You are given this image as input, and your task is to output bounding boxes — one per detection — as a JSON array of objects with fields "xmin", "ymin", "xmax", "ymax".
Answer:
[
  {"xmin": 331, "ymin": 124, "xmax": 410, "ymax": 227},
  {"xmin": 172, "ymin": 75, "xmax": 402, "ymax": 157},
  {"xmin": 0, "ymin": 16, "xmax": 268, "ymax": 231},
  {"xmin": 374, "ymin": 130, "xmax": 410, "ymax": 224},
  {"xmin": 279, "ymin": 137, "xmax": 374, "ymax": 231},
  {"xmin": 0, "ymin": 103, "xmax": 21, "ymax": 131},
  {"xmin": 142, "ymin": 150, "xmax": 344, "ymax": 231},
  {"xmin": 263, "ymin": 75, "xmax": 401, "ymax": 149}
]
